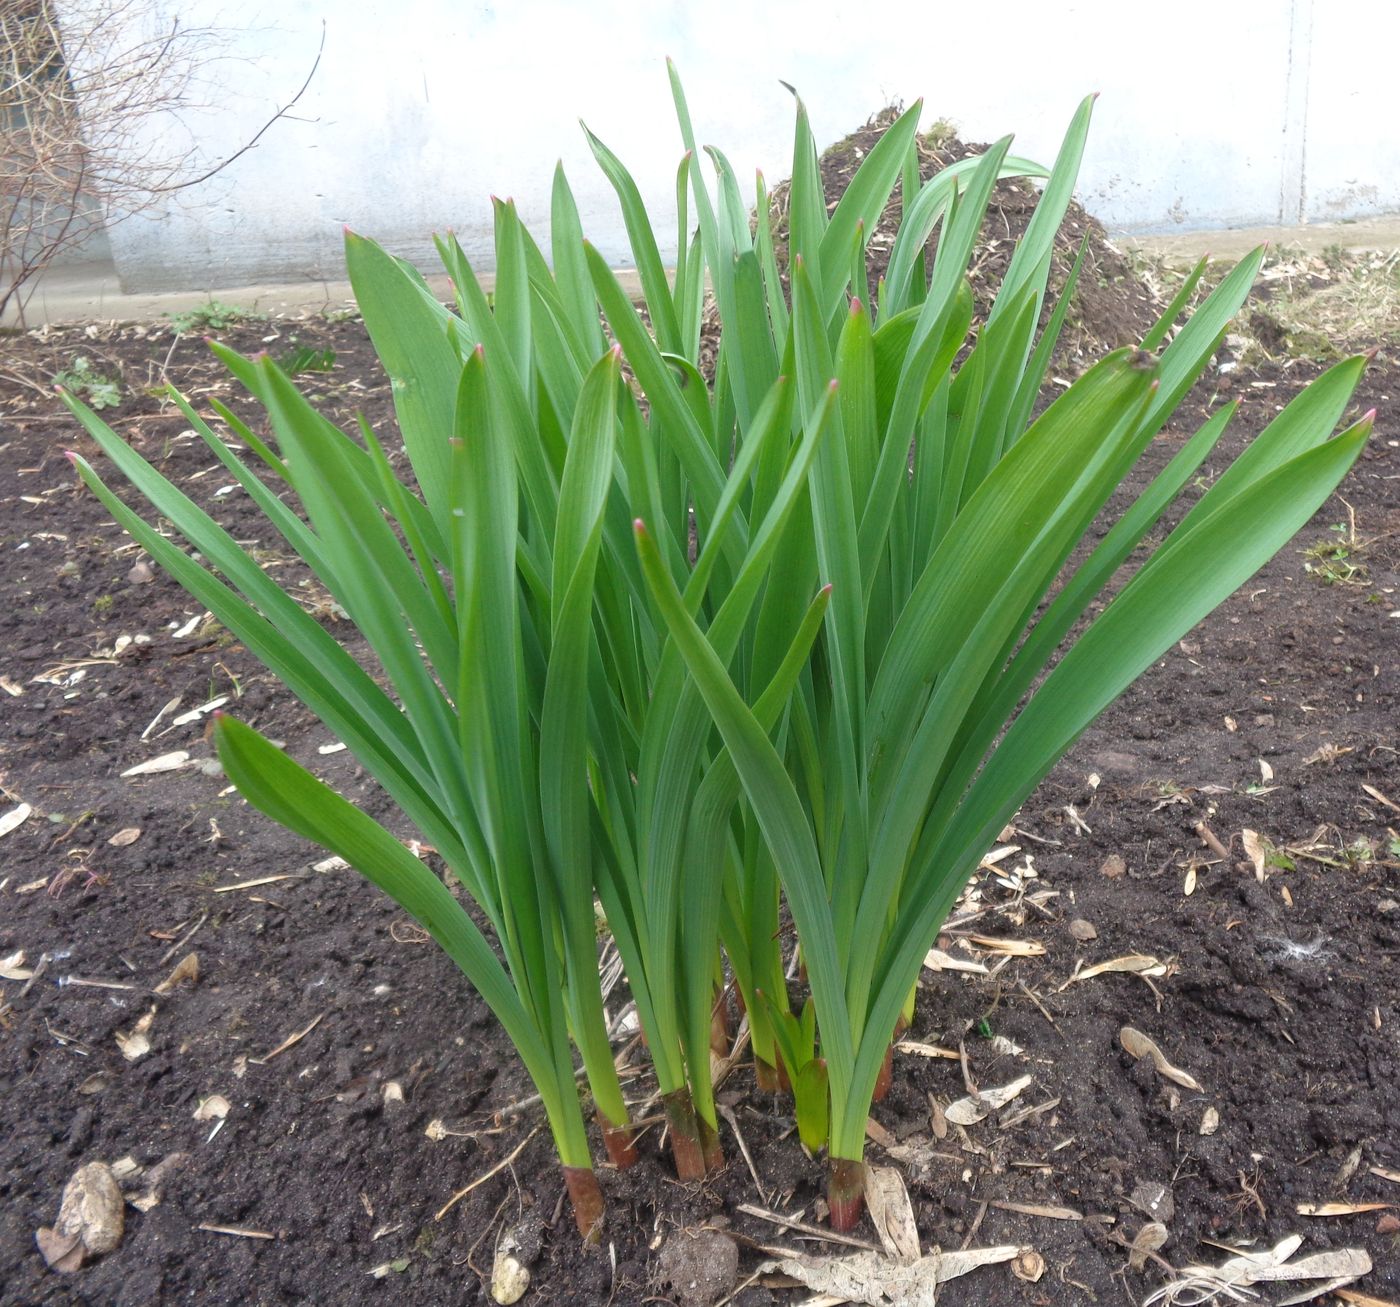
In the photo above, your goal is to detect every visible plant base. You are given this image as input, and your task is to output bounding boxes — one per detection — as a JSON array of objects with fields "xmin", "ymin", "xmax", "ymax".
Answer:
[
  {"xmin": 754, "ymin": 1055, "xmax": 782, "ymax": 1094},
  {"xmin": 562, "ymin": 1166, "xmax": 605, "ymax": 1243},
  {"xmin": 663, "ymin": 1089, "xmax": 707, "ymax": 1181},
  {"xmin": 709, "ymin": 990, "xmax": 732, "ymax": 1057},
  {"xmin": 597, "ymin": 1112, "xmax": 638, "ymax": 1169},
  {"xmin": 827, "ymin": 1156, "xmax": 867, "ymax": 1232},
  {"xmin": 871, "ymin": 1042, "xmax": 894, "ymax": 1103},
  {"xmin": 697, "ymin": 1111, "xmax": 724, "ymax": 1173}
]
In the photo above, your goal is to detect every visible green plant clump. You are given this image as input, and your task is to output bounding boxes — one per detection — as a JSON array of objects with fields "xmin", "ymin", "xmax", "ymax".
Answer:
[
  {"xmin": 53, "ymin": 356, "xmax": 122, "ymax": 409},
  {"xmin": 167, "ymin": 299, "xmax": 264, "ymax": 336},
  {"xmin": 64, "ymin": 67, "xmax": 1371, "ymax": 1241}
]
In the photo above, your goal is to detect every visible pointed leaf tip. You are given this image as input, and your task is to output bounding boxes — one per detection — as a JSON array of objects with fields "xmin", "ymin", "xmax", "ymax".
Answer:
[{"xmin": 63, "ymin": 449, "xmax": 77, "ymax": 461}]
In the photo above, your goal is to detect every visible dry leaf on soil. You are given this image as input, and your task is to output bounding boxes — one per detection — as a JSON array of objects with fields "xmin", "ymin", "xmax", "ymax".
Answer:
[
  {"xmin": 1127, "ymin": 1221, "xmax": 1169, "ymax": 1272},
  {"xmin": 1119, "ymin": 1027, "xmax": 1203, "ymax": 1092},
  {"xmin": 0, "ymin": 803, "xmax": 33, "ymax": 838},
  {"xmin": 1143, "ymin": 1234, "xmax": 1371, "ymax": 1307},
  {"xmin": 944, "ymin": 1075, "xmax": 1033, "ymax": 1125},
  {"xmin": 922, "ymin": 948, "xmax": 988, "ymax": 975},
  {"xmin": 1242, "ymin": 829, "xmax": 1269, "ymax": 881},
  {"xmin": 863, "ymin": 1167, "xmax": 921, "ymax": 1263},
  {"xmin": 758, "ymin": 1244, "xmax": 1025, "ymax": 1305},
  {"xmin": 120, "ymin": 750, "xmax": 191, "ymax": 778},
  {"xmin": 1060, "ymin": 954, "xmax": 1169, "ymax": 990},
  {"xmin": 1, "ymin": 949, "xmax": 34, "ymax": 981}
]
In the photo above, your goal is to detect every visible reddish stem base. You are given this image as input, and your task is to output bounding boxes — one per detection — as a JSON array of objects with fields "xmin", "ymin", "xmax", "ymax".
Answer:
[
  {"xmin": 827, "ymin": 1156, "xmax": 867, "ymax": 1232},
  {"xmin": 709, "ymin": 989, "xmax": 733, "ymax": 1057},
  {"xmin": 562, "ymin": 1165, "xmax": 605, "ymax": 1243},
  {"xmin": 697, "ymin": 1112, "xmax": 725, "ymax": 1173},
  {"xmin": 871, "ymin": 1042, "xmax": 894, "ymax": 1103},
  {"xmin": 597, "ymin": 1112, "xmax": 638, "ymax": 1170},
  {"xmin": 663, "ymin": 1089, "xmax": 707, "ymax": 1181},
  {"xmin": 754, "ymin": 1055, "xmax": 782, "ymax": 1094}
]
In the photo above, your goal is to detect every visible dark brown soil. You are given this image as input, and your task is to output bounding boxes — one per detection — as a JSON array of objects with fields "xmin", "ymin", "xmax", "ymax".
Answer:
[{"xmin": 2, "ymin": 162, "xmax": 1399, "ymax": 1305}]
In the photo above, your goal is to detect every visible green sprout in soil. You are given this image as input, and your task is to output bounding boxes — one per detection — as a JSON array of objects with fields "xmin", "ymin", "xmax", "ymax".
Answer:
[
  {"xmin": 167, "ymin": 299, "xmax": 265, "ymax": 336},
  {"xmin": 53, "ymin": 356, "xmax": 121, "ymax": 409},
  {"xmin": 63, "ymin": 67, "xmax": 1374, "ymax": 1241}
]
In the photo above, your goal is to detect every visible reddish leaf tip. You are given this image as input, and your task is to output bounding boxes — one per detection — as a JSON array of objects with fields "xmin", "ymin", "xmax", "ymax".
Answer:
[
  {"xmin": 633, "ymin": 518, "xmax": 648, "ymax": 536},
  {"xmin": 819, "ymin": 584, "xmax": 833, "ymax": 597},
  {"xmin": 63, "ymin": 449, "xmax": 77, "ymax": 462},
  {"xmin": 1362, "ymin": 407, "xmax": 1378, "ymax": 422},
  {"xmin": 1364, "ymin": 346, "xmax": 1380, "ymax": 361},
  {"xmin": 53, "ymin": 382, "xmax": 66, "ymax": 394},
  {"xmin": 850, "ymin": 297, "xmax": 863, "ymax": 316},
  {"xmin": 827, "ymin": 378, "xmax": 839, "ymax": 393}
]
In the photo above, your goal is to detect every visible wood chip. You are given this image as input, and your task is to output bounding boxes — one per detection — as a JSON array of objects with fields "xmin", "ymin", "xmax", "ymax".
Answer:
[
  {"xmin": 989, "ymin": 1200, "xmax": 1082, "ymax": 1221},
  {"xmin": 896, "ymin": 1040, "xmax": 959, "ymax": 1060},
  {"xmin": 107, "ymin": 827, "xmax": 141, "ymax": 847},
  {"xmin": 211, "ymin": 874, "xmax": 305, "ymax": 893},
  {"xmin": 1335, "ymin": 1289, "xmax": 1400, "ymax": 1307},
  {"xmin": 1362, "ymin": 784, "xmax": 1400, "ymax": 814},
  {"xmin": 120, "ymin": 751, "xmax": 191, "ymax": 778},
  {"xmin": 196, "ymin": 1223, "xmax": 276, "ymax": 1239},
  {"xmin": 1296, "ymin": 1201, "xmax": 1393, "ymax": 1217},
  {"xmin": 1119, "ymin": 1027, "xmax": 1203, "ymax": 1091}
]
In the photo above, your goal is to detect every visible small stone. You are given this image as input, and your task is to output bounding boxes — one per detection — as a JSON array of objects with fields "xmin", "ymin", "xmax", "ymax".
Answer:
[
  {"xmin": 490, "ymin": 1240, "xmax": 530, "ymax": 1305},
  {"xmin": 1377, "ymin": 1213, "xmax": 1400, "ymax": 1235},
  {"xmin": 1100, "ymin": 854, "xmax": 1126, "ymax": 880},
  {"xmin": 1069, "ymin": 918, "xmax": 1098, "ymax": 942}
]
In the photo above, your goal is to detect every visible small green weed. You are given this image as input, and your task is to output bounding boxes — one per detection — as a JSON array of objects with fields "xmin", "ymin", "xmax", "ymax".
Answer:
[
  {"xmin": 53, "ymin": 356, "xmax": 122, "ymax": 409},
  {"xmin": 167, "ymin": 300, "xmax": 264, "ymax": 336},
  {"xmin": 1301, "ymin": 520, "xmax": 1369, "ymax": 586},
  {"xmin": 277, "ymin": 342, "xmax": 337, "ymax": 375}
]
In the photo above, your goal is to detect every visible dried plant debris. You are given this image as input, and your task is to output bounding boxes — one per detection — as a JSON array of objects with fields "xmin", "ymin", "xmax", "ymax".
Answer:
[
  {"xmin": 758, "ymin": 1243, "xmax": 1027, "ymax": 1305},
  {"xmin": 1142, "ymin": 1234, "xmax": 1371, "ymax": 1306},
  {"xmin": 862, "ymin": 1167, "xmax": 921, "ymax": 1263},
  {"xmin": 36, "ymin": 1162, "xmax": 125, "ymax": 1272},
  {"xmin": 944, "ymin": 1075, "xmax": 1033, "ymax": 1125}
]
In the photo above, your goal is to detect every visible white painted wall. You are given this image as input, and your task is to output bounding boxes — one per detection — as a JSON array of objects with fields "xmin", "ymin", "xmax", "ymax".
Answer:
[{"xmin": 64, "ymin": 0, "xmax": 1398, "ymax": 292}]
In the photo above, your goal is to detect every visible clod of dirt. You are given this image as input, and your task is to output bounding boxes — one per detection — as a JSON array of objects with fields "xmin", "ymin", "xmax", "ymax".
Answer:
[
  {"xmin": 1069, "ymin": 918, "xmax": 1098, "ymax": 941},
  {"xmin": 656, "ymin": 1228, "xmax": 739, "ymax": 1307},
  {"xmin": 36, "ymin": 1161, "xmax": 125, "ymax": 1271}
]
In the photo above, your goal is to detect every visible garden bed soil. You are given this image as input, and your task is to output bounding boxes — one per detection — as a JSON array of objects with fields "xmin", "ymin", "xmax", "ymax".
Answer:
[{"xmin": 2, "ymin": 135, "xmax": 1399, "ymax": 1305}]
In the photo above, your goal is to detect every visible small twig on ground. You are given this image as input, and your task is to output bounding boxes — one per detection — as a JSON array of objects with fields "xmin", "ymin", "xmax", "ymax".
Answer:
[{"xmin": 434, "ymin": 1126, "xmax": 541, "ymax": 1221}]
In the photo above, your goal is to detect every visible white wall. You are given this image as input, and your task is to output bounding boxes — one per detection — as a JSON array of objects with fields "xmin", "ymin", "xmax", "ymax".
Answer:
[{"xmin": 66, "ymin": 0, "xmax": 1398, "ymax": 292}]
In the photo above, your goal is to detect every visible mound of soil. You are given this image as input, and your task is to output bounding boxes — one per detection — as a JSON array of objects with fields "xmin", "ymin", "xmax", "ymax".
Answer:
[{"xmin": 1, "ymin": 133, "xmax": 1398, "ymax": 1306}]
